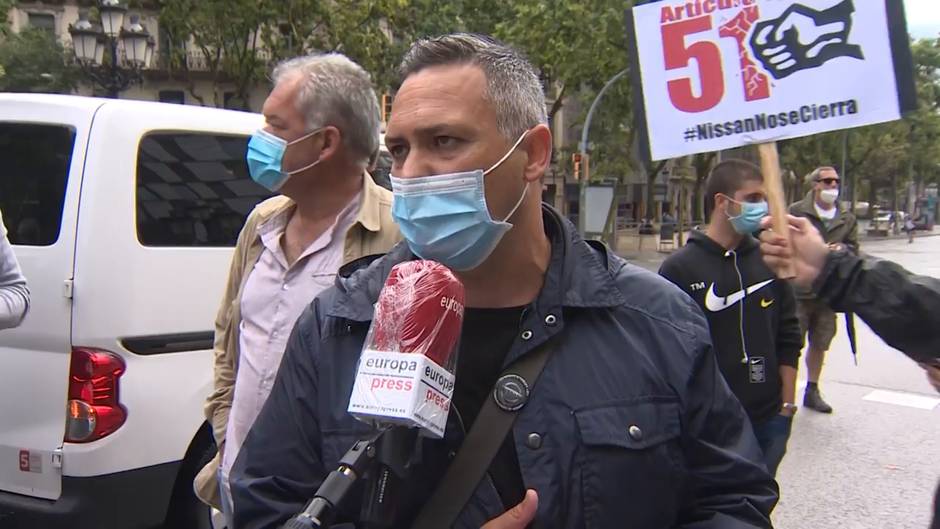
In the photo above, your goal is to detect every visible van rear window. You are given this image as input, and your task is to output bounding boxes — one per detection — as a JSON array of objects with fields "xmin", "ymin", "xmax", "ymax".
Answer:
[
  {"xmin": 136, "ymin": 133, "xmax": 271, "ymax": 247},
  {"xmin": 0, "ymin": 123, "xmax": 75, "ymax": 246}
]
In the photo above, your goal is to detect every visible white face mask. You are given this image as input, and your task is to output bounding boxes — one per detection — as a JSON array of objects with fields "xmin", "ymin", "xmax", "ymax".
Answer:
[{"xmin": 819, "ymin": 188, "xmax": 839, "ymax": 205}]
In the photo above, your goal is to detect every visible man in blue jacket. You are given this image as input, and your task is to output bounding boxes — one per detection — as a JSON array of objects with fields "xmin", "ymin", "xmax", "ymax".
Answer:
[{"xmin": 230, "ymin": 33, "xmax": 777, "ymax": 529}]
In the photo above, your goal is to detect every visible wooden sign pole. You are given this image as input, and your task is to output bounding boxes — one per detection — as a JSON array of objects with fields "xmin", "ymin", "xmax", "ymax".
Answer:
[{"xmin": 757, "ymin": 142, "xmax": 796, "ymax": 279}]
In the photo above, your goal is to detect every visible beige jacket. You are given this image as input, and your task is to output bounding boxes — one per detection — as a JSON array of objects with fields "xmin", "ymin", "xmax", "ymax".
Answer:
[{"xmin": 193, "ymin": 174, "xmax": 400, "ymax": 508}]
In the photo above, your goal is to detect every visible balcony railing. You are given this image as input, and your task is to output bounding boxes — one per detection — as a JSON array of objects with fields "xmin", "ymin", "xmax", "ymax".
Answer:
[{"xmin": 152, "ymin": 48, "xmax": 273, "ymax": 72}]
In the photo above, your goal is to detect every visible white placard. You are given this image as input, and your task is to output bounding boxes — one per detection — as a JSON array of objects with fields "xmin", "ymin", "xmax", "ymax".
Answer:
[{"xmin": 629, "ymin": 0, "xmax": 914, "ymax": 160}]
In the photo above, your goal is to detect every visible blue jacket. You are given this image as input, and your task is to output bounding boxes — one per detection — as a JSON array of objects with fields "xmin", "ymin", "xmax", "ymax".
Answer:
[{"xmin": 231, "ymin": 206, "xmax": 778, "ymax": 528}]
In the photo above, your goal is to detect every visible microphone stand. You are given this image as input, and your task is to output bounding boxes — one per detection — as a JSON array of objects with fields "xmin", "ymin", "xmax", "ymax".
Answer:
[
  {"xmin": 282, "ymin": 431, "xmax": 384, "ymax": 529},
  {"xmin": 359, "ymin": 427, "xmax": 420, "ymax": 528}
]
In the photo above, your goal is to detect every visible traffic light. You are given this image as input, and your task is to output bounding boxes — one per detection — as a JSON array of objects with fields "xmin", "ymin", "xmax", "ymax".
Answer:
[
  {"xmin": 381, "ymin": 93, "xmax": 393, "ymax": 124},
  {"xmin": 572, "ymin": 152, "xmax": 582, "ymax": 181}
]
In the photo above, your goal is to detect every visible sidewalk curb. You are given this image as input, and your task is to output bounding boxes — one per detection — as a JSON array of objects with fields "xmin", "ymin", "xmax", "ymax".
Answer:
[{"xmin": 860, "ymin": 232, "xmax": 940, "ymax": 242}]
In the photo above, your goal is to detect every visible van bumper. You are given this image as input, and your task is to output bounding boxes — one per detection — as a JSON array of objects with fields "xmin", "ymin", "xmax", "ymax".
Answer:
[{"xmin": 0, "ymin": 460, "xmax": 180, "ymax": 529}]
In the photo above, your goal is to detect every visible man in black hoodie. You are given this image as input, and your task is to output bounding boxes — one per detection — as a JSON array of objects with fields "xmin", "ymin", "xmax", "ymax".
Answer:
[{"xmin": 660, "ymin": 159, "xmax": 803, "ymax": 476}]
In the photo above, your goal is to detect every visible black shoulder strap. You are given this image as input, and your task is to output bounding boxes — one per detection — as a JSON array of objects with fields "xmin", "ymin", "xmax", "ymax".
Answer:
[{"xmin": 410, "ymin": 338, "xmax": 556, "ymax": 529}]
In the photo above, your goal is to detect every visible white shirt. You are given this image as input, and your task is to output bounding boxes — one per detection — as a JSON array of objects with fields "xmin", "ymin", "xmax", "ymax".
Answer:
[
  {"xmin": 815, "ymin": 203, "xmax": 837, "ymax": 221},
  {"xmin": 220, "ymin": 192, "xmax": 361, "ymax": 483}
]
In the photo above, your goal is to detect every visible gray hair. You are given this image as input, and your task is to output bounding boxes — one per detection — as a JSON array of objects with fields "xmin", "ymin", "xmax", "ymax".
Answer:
[
  {"xmin": 399, "ymin": 33, "xmax": 547, "ymax": 140},
  {"xmin": 272, "ymin": 53, "xmax": 381, "ymax": 166},
  {"xmin": 807, "ymin": 166, "xmax": 837, "ymax": 183}
]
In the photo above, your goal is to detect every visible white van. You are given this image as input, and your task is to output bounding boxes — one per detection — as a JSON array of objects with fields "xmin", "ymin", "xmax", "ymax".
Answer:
[{"xmin": 0, "ymin": 94, "xmax": 269, "ymax": 528}]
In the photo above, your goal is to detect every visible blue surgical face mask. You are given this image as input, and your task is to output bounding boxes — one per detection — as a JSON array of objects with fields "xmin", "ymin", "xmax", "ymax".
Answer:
[
  {"xmin": 390, "ymin": 132, "xmax": 529, "ymax": 271},
  {"xmin": 246, "ymin": 128, "xmax": 323, "ymax": 191},
  {"xmin": 724, "ymin": 195, "xmax": 769, "ymax": 235}
]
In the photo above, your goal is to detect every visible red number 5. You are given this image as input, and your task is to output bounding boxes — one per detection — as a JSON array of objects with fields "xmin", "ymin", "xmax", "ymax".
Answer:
[{"xmin": 662, "ymin": 17, "xmax": 724, "ymax": 113}]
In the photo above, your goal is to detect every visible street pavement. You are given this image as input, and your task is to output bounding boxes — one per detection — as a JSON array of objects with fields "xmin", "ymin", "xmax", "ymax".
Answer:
[{"xmin": 621, "ymin": 233, "xmax": 940, "ymax": 529}]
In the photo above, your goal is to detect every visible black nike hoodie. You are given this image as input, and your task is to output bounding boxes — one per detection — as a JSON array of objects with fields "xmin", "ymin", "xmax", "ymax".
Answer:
[{"xmin": 659, "ymin": 230, "xmax": 803, "ymax": 423}]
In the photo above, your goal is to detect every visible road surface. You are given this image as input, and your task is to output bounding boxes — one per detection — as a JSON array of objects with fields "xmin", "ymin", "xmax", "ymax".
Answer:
[{"xmin": 772, "ymin": 236, "xmax": 940, "ymax": 529}]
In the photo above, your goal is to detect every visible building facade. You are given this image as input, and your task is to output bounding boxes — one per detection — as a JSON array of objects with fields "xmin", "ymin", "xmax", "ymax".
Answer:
[{"xmin": 9, "ymin": 1, "xmax": 270, "ymax": 109}]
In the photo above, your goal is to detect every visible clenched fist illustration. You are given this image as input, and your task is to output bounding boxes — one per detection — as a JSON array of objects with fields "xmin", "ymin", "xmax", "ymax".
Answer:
[{"xmin": 749, "ymin": 0, "xmax": 864, "ymax": 79}]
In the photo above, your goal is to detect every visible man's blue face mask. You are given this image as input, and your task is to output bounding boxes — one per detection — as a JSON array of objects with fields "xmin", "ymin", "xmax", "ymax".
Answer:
[
  {"xmin": 723, "ymin": 194, "xmax": 769, "ymax": 235},
  {"xmin": 390, "ymin": 131, "xmax": 529, "ymax": 271},
  {"xmin": 246, "ymin": 128, "xmax": 323, "ymax": 192}
]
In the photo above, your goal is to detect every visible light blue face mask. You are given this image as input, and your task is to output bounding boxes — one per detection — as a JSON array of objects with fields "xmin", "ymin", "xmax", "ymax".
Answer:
[
  {"xmin": 246, "ymin": 128, "xmax": 323, "ymax": 192},
  {"xmin": 390, "ymin": 132, "xmax": 529, "ymax": 271},
  {"xmin": 724, "ymin": 195, "xmax": 769, "ymax": 235}
]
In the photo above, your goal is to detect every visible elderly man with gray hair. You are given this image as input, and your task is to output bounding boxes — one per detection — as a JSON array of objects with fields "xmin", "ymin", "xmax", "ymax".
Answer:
[
  {"xmin": 230, "ymin": 33, "xmax": 776, "ymax": 529},
  {"xmin": 788, "ymin": 166, "xmax": 858, "ymax": 413},
  {"xmin": 192, "ymin": 52, "xmax": 400, "ymax": 523}
]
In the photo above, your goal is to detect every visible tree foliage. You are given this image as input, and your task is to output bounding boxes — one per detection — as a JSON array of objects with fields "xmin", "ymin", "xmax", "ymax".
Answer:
[
  {"xmin": 157, "ymin": 0, "xmax": 275, "ymax": 108},
  {"xmin": 496, "ymin": 0, "xmax": 640, "ymax": 183},
  {"xmin": 779, "ymin": 37, "xmax": 940, "ymax": 207},
  {"xmin": 0, "ymin": 28, "xmax": 79, "ymax": 94},
  {"xmin": 0, "ymin": 0, "xmax": 14, "ymax": 37}
]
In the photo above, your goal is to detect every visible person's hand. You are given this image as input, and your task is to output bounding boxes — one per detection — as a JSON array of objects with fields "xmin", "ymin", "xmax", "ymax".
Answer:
[
  {"xmin": 481, "ymin": 490, "xmax": 538, "ymax": 529},
  {"xmin": 759, "ymin": 215, "xmax": 829, "ymax": 287},
  {"xmin": 828, "ymin": 243, "xmax": 844, "ymax": 251},
  {"xmin": 920, "ymin": 363, "xmax": 940, "ymax": 394}
]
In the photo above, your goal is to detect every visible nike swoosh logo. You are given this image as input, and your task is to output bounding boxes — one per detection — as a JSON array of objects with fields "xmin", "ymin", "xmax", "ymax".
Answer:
[
  {"xmin": 704, "ymin": 279, "xmax": 774, "ymax": 312},
  {"xmin": 761, "ymin": 298, "xmax": 774, "ymax": 308}
]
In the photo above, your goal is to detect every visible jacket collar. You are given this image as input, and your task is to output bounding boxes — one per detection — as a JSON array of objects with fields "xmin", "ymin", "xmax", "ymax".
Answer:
[
  {"xmin": 688, "ymin": 229, "xmax": 758, "ymax": 256},
  {"xmin": 791, "ymin": 191, "xmax": 818, "ymax": 217},
  {"xmin": 793, "ymin": 190, "xmax": 838, "ymax": 218},
  {"xmin": 327, "ymin": 204, "xmax": 625, "ymax": 322},
  {"xmin": 793, "ymin": 190, "xmax": 850, "ymax": 229},
  {"xmin": 353, "ymin": 172, "xmax": 385, "ymax": 233},
  {"xmin": 252, "ymin": 172, "xmax": 384, "ymax": 234}
]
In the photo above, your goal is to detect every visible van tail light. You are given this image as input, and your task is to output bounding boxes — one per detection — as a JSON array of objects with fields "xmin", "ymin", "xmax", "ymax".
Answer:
[{"xmin": 66, "ymin": 348, "xmax": 127, "ymax": 443}]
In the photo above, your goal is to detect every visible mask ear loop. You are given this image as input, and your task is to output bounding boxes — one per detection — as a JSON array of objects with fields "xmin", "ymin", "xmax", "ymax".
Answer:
[
  {"xmin": 483, "ymin": 131, "xmax": 531, "ymax": 223},
  {"xmin": 483, "ymin": 130, "xmax": 529, "ymax": 176},
  {"xmin": 502, "ymin": 181, "xmax": 529, "ymax": 223},
  {"xmin": 284, "ymin": 128, "xmax": 326, "ymax": 175},
  {"xmin": 721, "ymin": 194, "xmax": 744, "ymax": 221}
]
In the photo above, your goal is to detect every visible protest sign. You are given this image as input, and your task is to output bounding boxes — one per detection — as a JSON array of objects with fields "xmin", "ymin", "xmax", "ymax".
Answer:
[{"xmin": 627, "ymin": 0, "xmax": 916, "ymax": 161}]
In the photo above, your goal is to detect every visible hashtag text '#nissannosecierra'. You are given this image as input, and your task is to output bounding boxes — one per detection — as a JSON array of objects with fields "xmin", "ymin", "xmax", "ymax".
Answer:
[{"xmin": 692, "ymin": 99, "xmax": 860, "ymax": 141}]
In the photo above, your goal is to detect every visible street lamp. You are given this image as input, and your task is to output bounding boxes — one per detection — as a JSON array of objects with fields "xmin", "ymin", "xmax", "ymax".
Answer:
[
  {"xmin": 577, "ymin": 68, "xmax": 629, "ymax": 236},
  {"xmin": 122, "ymin": 16, "xmax": 151, "ymax": 66},
  {"xmin": 99, "ymin": 0, "xmax": 127, "ymax": 38},
  {"xmin": 68, "ymin": 1, "xmax": 154, "ymax": 98}
]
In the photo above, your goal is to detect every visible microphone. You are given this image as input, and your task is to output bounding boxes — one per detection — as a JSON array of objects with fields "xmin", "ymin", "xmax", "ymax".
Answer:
[
  {"xmin": 284, "ymin": 261, "xmax": 464, "ymax": 529},
  {"xmin": 348, "ymin": 260, "xmax": 465, "ymax": 527},
  {"xmin": 348, "ymin": 260, "xmax": 464, "ymax": 436}
]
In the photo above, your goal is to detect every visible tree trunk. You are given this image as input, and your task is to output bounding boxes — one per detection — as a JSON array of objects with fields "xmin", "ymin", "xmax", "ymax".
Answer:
[
  {"xmin": 692, "ymin": 178, "xmax": 705, "ymax": 222},
  {"xmin": 644, "ymin": 160, "xmax": 668, "ymax": 221},
  {"xmin": 645, "ymin": 172, "xmax": 656, "ymax": 222},
  {"xmin": 547, "ymin": 83, "xmax": 567, "ymax": 123}
]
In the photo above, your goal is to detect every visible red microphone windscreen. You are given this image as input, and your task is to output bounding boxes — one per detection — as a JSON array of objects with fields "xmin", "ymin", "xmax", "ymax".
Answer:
[{"xmin": 369, "ymin": 261, "xmax": 464, "ymax": 369}]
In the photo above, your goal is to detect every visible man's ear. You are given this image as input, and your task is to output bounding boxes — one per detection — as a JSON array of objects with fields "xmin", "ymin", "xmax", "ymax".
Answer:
[
  {"xmin": 316, "ymin": 126, "xmax": 343, "ymax": 162},
  {"xmin": 713, "ymin": 193, "xmax": 724, "ymax": 211},
  {"xmin": 521, "ymin": 124, "xmax": 552, "ymax": 184},
  {"xmin": 713, "ymin": 193, "xmax": 731, "ymax": 218}
]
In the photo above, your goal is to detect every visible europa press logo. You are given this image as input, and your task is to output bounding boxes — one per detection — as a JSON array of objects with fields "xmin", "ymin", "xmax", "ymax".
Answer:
[{"xmin": 659, "ymin": 0, "xmax": 865, "ymax": 113}]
